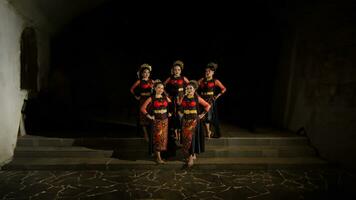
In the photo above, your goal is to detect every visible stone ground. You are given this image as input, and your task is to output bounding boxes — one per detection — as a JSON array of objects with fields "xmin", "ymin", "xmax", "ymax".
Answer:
[{"xmin": 1, "ymin": 168, "xmax": 355, "ymax": 200}]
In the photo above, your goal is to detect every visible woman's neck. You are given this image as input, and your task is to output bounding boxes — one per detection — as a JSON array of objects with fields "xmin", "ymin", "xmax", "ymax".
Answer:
[
  {"xmin": 187, "ymin": 93, "xmax": 194, "ymax": 98},
  {"xmin": 206, "ymin": 76, "xmax": 213, "ymax": 80},
  {"xmin": 155, "ymin": 94, "xmax": 162, "ymax": 98},
  {"xmin": 142, "ymin": 77, "xmax": 149, "ymax": 81}
]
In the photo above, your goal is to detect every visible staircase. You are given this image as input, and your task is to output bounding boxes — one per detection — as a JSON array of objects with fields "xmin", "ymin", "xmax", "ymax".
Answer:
[{"xmin": 2, "ymin": 135, "xmax": 327, "ymax": 170}]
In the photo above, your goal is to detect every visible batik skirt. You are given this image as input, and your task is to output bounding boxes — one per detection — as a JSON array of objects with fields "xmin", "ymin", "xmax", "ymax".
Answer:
[{"xmin": 152, "ymin": 118, "xmax": 168, "ymax": 152}]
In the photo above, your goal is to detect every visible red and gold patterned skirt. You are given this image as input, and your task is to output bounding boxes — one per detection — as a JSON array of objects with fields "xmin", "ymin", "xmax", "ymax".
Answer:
[
  {"xmin": 181, "ymin": 118, "xmax": 198, "ymax": 157},
  {"xmin": 152, "ymin": 118, "xmax": 168, "ymax": 152}
]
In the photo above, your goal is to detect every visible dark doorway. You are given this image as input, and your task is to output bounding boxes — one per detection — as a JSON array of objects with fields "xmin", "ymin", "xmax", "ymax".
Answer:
[{"xmin": 20, "ymin": 27, "xmax": 38, "ymax": 91}]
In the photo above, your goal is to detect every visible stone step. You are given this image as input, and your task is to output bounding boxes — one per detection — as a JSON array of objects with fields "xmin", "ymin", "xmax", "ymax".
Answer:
[
  {"xmin": 115, "ymin": 145, "xmax": 317, "ymax": 157},
  {"xmin": 13, "ymin": 145, "xmax": 317, "ymax": 158},
  {"xmin": 2, "ymin": 157, "xmax": 328, "ymax": 170},
  {"xmin": 16, "ymin": 136, "xmax": 310, "ymax": 147},
  {"xmin": 112, "ymin": 145, "xmax": 317, "ymax": 158},
  {"xmin": 14, "ymin": 147, "xmax": 114, "ymax": 158},
  {"xmin": 200, "ymin": 146, "xmax": 317, "ymax": 158}
]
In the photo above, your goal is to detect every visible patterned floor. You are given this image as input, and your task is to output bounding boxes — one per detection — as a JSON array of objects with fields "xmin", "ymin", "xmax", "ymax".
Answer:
[{"xmin": 1, "ymin": 169, "xmax": 355, "ymax": 200}]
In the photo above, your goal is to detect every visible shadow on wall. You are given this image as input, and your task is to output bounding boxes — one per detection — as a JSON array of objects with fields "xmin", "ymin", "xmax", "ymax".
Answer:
[
  {"xmin": 20, "ymin": 59, "xmax": 140, "ymax": 138},
  {"xmin": 22, "ymin": 90, "xmax": 138, "ymax": 138}
]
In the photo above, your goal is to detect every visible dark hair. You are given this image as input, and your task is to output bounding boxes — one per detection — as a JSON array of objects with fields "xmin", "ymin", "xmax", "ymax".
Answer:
[
  {"xmin": 140, "ymin": 67, "xmax": 151, "ymax": 75},
  {"xmin": 153, "ymin": 79, "xmax": 164, "ymax": 88},
  {"xmin": 206, "ymin": 62, "xmax": 218, "ymax": 71},
  {"xmin": 187, "ymin": 80, "xmax": 199, "ymax": 90},
  {"xmin": 137, "ymin": 63, "xmax": 152, "ymax": 79},
  {"xmin": 172, "ymin": 60, "xmax": 184, "ymax": 70},
  {"xmin": 152, "ymin": 80, "xmax": 167, "ymax": 97}
]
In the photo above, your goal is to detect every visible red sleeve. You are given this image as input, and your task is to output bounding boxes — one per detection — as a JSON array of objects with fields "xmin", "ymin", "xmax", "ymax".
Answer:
[
  {"xmin": 130, "ymin": 80, "xmax": 140, "ymax": 95},
  {"xmin": 164, "ymin": 77, "xmax": 170, "ymax": 85},
  {"xmin": 198, "ymin": 78, "xmax": 204, "ymax": 88},
  {"xmin": 183, "ymin": 76, "xmax": 189, "ymax": 84},
  {"xmin": 177, "ymin": 95, "xmax": 183, "ymax": 105},
  {"xmin": 198, "ymin": 78, "xmax": 203, "ymax": 85},
  {"xmin": 149, "ymin": 79, "xmax": 154, "ymax": 87},
  {"xmin": 215, "ymin": 79, "xmax": 226, "ymax": 93},
  {"xmin": 140, "ymin": 97, "xmax": 152, "ymax": 115},
  {"xmin": 198, "ymin": 96, "xmax": 211, "ymax": 112}
]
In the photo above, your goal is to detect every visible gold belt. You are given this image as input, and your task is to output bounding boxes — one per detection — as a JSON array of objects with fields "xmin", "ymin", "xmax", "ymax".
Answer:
[
  {"xmin": 141, "ymin": 92, "xmax": 151, "ymax": 96},
  {"xmin": 154, "ymin": 109, "xmax": 167, "ymax": 114},
  {"xmin": 202, "ymin": 91, "xmax": 214, "ymax": 96},
  {"xmin": 183, "ymin": 110, "xmax": 197, "ymax": 114}
]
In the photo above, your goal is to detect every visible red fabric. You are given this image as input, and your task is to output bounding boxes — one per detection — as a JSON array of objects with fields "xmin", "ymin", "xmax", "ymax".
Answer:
[
  {"xmin": 153, "ymin": 100, "xmax": 168, "ymax": 108},
  {"xmin": 141, "ymin": 83, "xmax": 151, "ymax": 89},
  {"xmin": 198, "ymin": 96, "xmax": 211, "ymax": 112},
  {"xmin": 169, "ymin": 79, "xmax": 184, "ymax": 85},
  {"xmin": 207, "ymin": 82, "xmax": 215, "ymax": 88},
  {"xmin": 181, "ymin": 100, "xmax": 196, "ymax": 107}
]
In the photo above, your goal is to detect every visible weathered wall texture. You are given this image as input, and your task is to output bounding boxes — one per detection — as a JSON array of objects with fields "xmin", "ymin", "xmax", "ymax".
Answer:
[{"xmin": 274, "ymin": 2, "xmax": 356, "ymax": 169}]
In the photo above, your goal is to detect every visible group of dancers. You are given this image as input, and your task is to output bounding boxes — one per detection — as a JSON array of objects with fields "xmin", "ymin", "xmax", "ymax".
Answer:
[{"xmin": 130, "ymin": 60, "xmax": 226, "ymax": 167}]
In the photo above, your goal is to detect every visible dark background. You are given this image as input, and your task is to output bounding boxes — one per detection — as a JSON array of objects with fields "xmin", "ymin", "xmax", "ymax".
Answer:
[{"xmin": 28, "ymin": 1, "xmax": 293, "ymax": 134}]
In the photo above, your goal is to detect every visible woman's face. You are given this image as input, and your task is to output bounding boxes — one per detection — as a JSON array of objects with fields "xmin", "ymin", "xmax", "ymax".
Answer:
[
  {"xmin": 205, "ymin": 68, "xmax": 214, "ymax": 78},
  {"xmin": 173, "ymin": 66, "xmax": 182, "ymax": 76},
  {"xmin": 142, "ymin": 69, "xmax": 150, "ymax": 79},
  {"xmin": 155, "ymin": 84, "xmax": 164, "ymax": 95},
  {"xmin": 186, "ymin": 85, "xmax": 195, "ymax": 95}
]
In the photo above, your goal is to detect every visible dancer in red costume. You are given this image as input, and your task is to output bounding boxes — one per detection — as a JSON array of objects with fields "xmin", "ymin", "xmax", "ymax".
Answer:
[
  {"xmin": 130, "ymin": 64, "xmax": 154, "ymax": 143},
  {"xmin": 198, "ymin": 62, "xmax": 226, "ymax": 138},
  {"xmin": 178, "ymin": 80, "xmax": 210, "ymax": 167},
  {"xmin": 163, "ymin": 60, "xmax": 189, "ymax": 157},
  {"xmin": 141, "ymin": 81, "xmax": 172, "ymax": 164}
]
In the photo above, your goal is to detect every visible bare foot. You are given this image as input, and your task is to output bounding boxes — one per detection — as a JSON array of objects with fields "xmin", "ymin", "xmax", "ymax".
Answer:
[
  {"xmin": 207, "ymin": 131, "xmax": 212, "ymax": 139},
  {"xmin": 156, "ymin": 159, "xmax": 165, "ymax": 164},
  {"xmin": 144, "ymin": 135, "xmax": 149, "ymax": 142},
  {"xmin": 175, "ymin": 139, "xmax": 182, "ymax": 148},
  {"xmin": 187, "ymin": 157, "xmax": 194, "ymax": 167}
]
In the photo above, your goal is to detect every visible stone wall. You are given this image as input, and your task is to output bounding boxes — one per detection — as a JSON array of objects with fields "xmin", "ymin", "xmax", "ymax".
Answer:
[
  {"xmin": 0, "ymin": 0, "xmax": 50, "ymax": 166},
  {"xmin": 275, "ymin": 2, "xmax": 356, "ymax": 169}
]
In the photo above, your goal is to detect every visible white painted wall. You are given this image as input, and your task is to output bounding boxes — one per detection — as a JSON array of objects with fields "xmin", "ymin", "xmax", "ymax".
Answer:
[
  {"xmin": 0, "ymin": 0, "xmax": 108, "ymax": 167},
  {"xmin": 0, "ymin": 0, "xmax": 25, "ymax": 166},
  {"xmin": 0, "ymin": 0, "xmax": 50, "ymax": 166}
]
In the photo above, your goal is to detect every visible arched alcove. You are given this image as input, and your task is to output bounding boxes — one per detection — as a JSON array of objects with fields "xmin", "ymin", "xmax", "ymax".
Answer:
[{"xmin": 20, "ymin": 27, "xmax": 38, "ymax": 91}]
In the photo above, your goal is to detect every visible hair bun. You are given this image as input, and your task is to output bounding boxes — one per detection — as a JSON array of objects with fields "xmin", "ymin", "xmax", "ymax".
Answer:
[
  {"xmin": 189, "ymin": 80, "xmax": 199, "ymax": 90},
  {"xmin": 207, "ymin": 62, "xmax": 218, "ymax": 71},
  {"xmin": 140, "ymin": 63, "xmax": 152, "ymax": 72},
  {"xmin": 153, "ymin": 79, "xmax": 163, "ymax": 87},
  {"xmin": 173, "ymin": 60, "xmax": 184, "ymax": 70}
]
